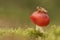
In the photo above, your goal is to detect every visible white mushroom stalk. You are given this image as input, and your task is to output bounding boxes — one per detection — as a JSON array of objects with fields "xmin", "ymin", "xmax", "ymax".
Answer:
[{"xmin": 36, "ymin": 25, "xmax": 44, "ymax": 33}]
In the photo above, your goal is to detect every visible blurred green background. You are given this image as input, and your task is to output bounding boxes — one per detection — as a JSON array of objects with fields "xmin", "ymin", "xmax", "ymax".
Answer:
[{"xmin": 0, "ymin": 0, "xmax": 60, "ymax": 28}]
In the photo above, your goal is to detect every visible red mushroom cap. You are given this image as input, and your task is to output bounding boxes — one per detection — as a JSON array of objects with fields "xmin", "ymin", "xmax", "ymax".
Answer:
[{"xmin": 30, "ymin": 7, "xmax": 50, "ymax": 27}]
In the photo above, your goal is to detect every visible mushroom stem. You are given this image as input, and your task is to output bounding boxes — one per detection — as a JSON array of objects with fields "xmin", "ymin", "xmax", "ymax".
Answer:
[
  {"xmin": 36, "ymin": 25, "xmax": 44, "ymax": 33},
  {"xmin": 36, "ymin": 25, "xmax": 45, "ymax": 40}
]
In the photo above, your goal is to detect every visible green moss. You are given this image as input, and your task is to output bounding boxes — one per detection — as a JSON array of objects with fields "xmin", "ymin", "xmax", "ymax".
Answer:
[{"xmin": 0, "ymin": 25, "xmax": 60, "ymax": 40}]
